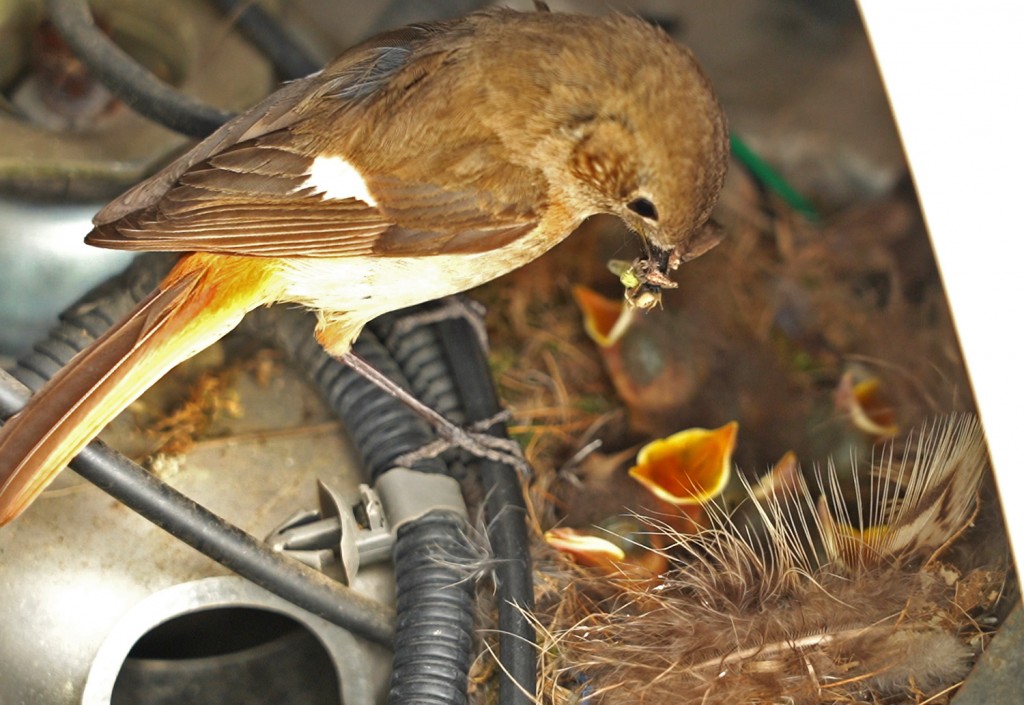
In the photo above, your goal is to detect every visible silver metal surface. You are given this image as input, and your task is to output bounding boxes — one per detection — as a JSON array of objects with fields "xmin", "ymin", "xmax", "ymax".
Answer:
[
  {"xmin": 0, "ymin": 196, "xmax": 134, "ymax": 358},
  {"xmin": 0, "ymin": 355, "xmax": 395, "ymax": 705},
  {"xmin": 81, "ymin": 576, "xmax": 391, "ymax": 705}
]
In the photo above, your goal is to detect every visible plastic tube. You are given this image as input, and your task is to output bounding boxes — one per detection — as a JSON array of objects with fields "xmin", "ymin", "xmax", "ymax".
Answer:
[
  {"xmin": 252, "ymin": 306, "xmax": 480, "ymax": 705},
  {"xmin": 371, "ymin": 306, "xmax": 537, "ymax": 705}
]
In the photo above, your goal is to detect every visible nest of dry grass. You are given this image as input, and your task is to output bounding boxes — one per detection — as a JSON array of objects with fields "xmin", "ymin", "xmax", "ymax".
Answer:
[{"xmin": 471, "ymin": 166, "xmax": 1013, "ymax": 704}]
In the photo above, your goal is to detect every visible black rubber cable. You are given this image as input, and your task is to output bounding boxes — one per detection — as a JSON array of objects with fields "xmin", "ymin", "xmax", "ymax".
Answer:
[
  {"xmin": 209, "ymin": 0, "xmax": 321, "ymax": 80},
  {"xmin": 45, "ymin": 0, "xmax": 232, "ymax": 137}
]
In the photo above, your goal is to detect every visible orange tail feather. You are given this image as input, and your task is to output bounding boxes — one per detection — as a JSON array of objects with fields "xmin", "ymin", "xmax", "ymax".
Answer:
[{"xmin": 0, "ymin": 253, "xmax": 280, "ymax": 525}]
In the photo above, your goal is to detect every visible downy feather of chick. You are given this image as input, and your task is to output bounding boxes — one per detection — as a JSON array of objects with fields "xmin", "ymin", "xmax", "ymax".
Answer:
[{"xmin": 541, "ymin": 413, "xmax": 1006, "ymax": 705}]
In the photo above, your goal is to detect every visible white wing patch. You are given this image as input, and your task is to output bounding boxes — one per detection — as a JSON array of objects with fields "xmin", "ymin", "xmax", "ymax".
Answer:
[{"xmin": 300, "ymin": 155, "xmax": 377, "ymax": 206}]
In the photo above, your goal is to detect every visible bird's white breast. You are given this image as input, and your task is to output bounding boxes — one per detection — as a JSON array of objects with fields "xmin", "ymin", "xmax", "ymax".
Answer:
[{"xmin": 280, "ymin": 250, "xmax": 512, "ymax": 318}]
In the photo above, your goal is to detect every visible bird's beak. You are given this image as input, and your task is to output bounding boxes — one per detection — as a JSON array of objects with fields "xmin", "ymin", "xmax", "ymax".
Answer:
[
  {"xmin": 634, "ymin": 244, "xmax": 676, "ymax": 309},
  {"xmin": 612, "ymin": 242, "xmax": 678, "ymax": 311},
  {"xmin": 675, "ymin": 220, "xmax": 725, "ymax": 264},
  {"xmin": 652, "ymin": 244, "xmax": 675, "ymax": 278},
  {"xmin": 614, "ymin": 222, "xmax": 724, "ymax": 311}
]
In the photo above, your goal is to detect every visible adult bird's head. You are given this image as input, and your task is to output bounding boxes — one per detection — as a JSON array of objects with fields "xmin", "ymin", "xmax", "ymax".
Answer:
[{"xmin": 474, "ymin": 11, "xmax": 729, "ymax": 302}]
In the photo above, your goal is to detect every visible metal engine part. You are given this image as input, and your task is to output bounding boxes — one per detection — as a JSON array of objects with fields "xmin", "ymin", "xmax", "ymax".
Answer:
[{"xmin": 0, "ymin": 349, "xmax": 394, "ymax": 704}]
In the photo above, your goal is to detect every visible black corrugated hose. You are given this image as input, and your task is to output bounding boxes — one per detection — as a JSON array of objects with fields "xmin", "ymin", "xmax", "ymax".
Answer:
[
  {"xmin": 370, "ymin": 308, "xmax": 536, "ymax": 705},
  {"xmin": 390, "ymin": 512, "xmax": 477, "ymax": 705},
  {"xmin": 255, "ymin": 306, "xmax": 481, "ymax": 705}
]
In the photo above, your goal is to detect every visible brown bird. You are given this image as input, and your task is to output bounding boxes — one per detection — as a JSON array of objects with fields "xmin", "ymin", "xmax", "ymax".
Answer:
[{"xmin": 0, "ymin": 8, "xmax": 728, "ymax": 525}]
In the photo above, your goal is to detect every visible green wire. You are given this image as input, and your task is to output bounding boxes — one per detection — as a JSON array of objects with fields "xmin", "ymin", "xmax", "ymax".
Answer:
[{"xmin": 730, "ymin": 133, "xmax": 820, "ymax": 221}]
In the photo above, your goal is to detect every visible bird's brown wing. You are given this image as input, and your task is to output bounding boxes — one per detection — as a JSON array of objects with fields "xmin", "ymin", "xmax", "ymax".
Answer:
[
  {"xmin": 89, "ymin": 164, "xmax": 541, "ymax": 258},
  {"xmin": 88, "ymin": 144, "xmax": 540, "ymax": 257},
  {"xmin": 88, "ymin": 133, "xmax": 393, "ymax": 257},
  {"xmin": 88, "ymin": 16, "xmax": 541, "ymax": 259},
  {"xmin": 368, "ymin": 176, "xmax": 541, "ymax": 255},
  {"xmin": 93, "ymin": 20, "xmax": 452, "ymax": 225}
]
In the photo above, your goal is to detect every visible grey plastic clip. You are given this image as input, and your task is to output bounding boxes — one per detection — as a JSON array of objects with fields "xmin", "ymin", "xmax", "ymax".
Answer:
[
  {"xmin": 265, "ymin": 470, "xmax": 467, "ymax": 584},
  {"xmin": 374, "ymin": 467, "xmax": 468, "ymax": 531},
  {"xmin": 319, "ymin": 481, "xmax": 392, "ymax": 585},
  {"xmin": 265, "ymin": 481, "xmax": 392, "ymax": 585},
  {"xmin": 264, "ymin": 508, "xmax": 339, "ymax": 572}
]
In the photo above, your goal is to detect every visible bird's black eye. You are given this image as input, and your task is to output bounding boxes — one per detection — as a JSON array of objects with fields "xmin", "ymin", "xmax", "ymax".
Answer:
[{"xmin": 627, "ymin": 197, "xmax": 659, "ymax": 221}]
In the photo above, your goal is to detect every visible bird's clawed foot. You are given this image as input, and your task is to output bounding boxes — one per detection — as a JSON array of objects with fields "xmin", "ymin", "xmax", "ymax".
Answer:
[
  {"xmin": 339, "ymin": 351, "xmax": 530, "ymax": 475},
  {"xmin": 394, "ymin": 409, "xmax": 530, "ymax": 474}
]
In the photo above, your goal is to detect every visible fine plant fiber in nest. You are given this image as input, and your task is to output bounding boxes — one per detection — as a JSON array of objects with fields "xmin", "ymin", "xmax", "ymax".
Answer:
[{"xmin": 545, "ymin": 414, "xmax": 1004, "ymax": 705}]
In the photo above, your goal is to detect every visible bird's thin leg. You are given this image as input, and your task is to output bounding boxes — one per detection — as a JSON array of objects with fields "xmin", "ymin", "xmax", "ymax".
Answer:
[{"xmin": 338, "ymin": 351, "xmax": 528, "ymax": 472}]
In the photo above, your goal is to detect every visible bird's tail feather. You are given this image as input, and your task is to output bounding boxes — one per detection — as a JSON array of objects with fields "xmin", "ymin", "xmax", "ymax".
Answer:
[{"xmin": 0, "ymin": 253, "xmax": 270, "ymax": 525}]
